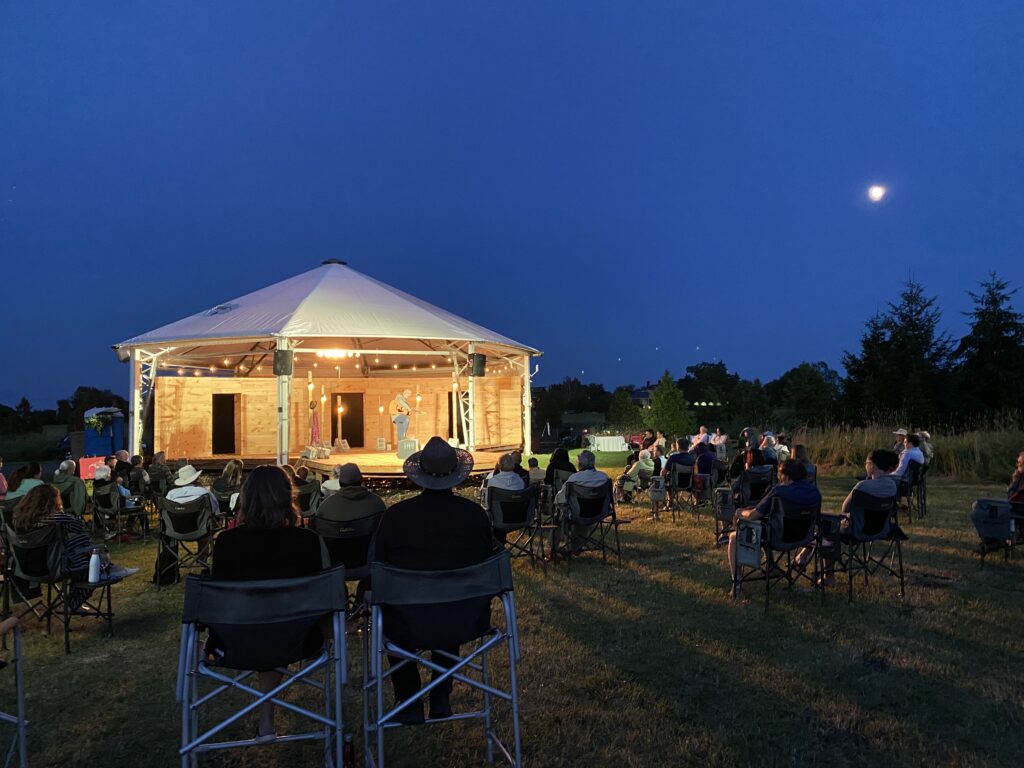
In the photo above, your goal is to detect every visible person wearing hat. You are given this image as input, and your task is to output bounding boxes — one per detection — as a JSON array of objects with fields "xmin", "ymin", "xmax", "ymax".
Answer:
[
  {"xmin": 318, "ymin": 463, "xmax": 386, "ymax": 526},
  {"xmin": 371, "ymin": 436, "xmax": 497, "ymax": 723},
  {"xmin": 892, "ymin": 428, "xmax": 908, "ymax": 455},
  {"xmin": 917, "ymin": 431, "xmax": 934, "ymax": 466},
  {"xmin": 167, "ymin": 464, "xmax": 220, "ymax": 515}
]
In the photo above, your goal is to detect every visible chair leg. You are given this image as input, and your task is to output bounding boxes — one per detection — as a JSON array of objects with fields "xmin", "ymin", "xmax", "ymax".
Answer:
[
  {"xmin": 63, "ymin": 580, "xmax": 71, "ymax": 654},
  {"xmin": 481, "ymin": 650, "xmax": 494, "ymax": 765},
  {"xmin": 847, "ymin": 543, "xmax": 854, "ymax": 604},
  {"xmin": 896, "ymin": 541, "xmax": 905, "ymax": 599}
]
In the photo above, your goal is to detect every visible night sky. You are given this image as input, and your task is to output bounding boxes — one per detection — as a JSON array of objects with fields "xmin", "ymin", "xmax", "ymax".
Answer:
[{"xmin": 2, "ymin": 2, "xmax": 1022, "ymax": 409}]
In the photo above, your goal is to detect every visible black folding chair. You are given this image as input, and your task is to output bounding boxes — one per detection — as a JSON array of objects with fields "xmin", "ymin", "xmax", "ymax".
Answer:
[
  {"xmin": 738, "ymin": 466, "xmax": 774, "ymax": 507},
  {"xmin": 487, "ymin": 487, "xmax": 541, "ymax": 566},
  {"xmin": 970, "ymin": 498, "xmax": 1020, "ymax": 564},
  {"xmin": 668, "ymin": 463, "xmax": 695, "ymax": 522},
  {"xmin": 176, "ymin": 567, "xmax": 348, "ymax": 767},
  {"xmin": 833, "ymin": 490, "xmax": 906, "ymax": 603},
  {"xmin": 155, "ymin": 495, "xmax": 214, "ymax": 589},
  {"xmin": 562, "ymin": 480, "xmax": 625, "ymax": 570},
  {"xmin": 4, "ymin": 523, "xmax": 126, "ymax": 653},
  {"xmin": 363, "ymin": 551, "xmax": 522, "ymax": 768},
  {"xmin": 897, "ymin": 460, "xmax": 924, "ymax": 522},
  {"xmin": 310, "ymin": 500, "xmax": 383, "ymax": 616},
  {"xmin": 733, "ymin": 496, "xmax": 821, "ymax": 612},
  {"xmin": 296, "ymin": 480, "xmax": 322, "ymax": 525}
]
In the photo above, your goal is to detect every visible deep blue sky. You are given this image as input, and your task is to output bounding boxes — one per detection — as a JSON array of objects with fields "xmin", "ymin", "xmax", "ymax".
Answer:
[{"xmin": 2, "ymin": 1, "xmax": 1023, "ymax": 409}]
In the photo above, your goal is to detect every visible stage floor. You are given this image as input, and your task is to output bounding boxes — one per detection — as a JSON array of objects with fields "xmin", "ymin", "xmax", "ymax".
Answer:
[{"xmin": 189, "ymin": 449, "xmax": 504, "ymax": 478}]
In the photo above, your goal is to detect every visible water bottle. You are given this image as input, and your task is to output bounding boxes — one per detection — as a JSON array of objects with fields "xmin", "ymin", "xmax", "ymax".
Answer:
[
  {"xmin": 342, "ymin": 733, "xmax": 354, "ymax": 765},
  {"xmin": 88, "ymin": 547, "xmax": 101, "ymax": 583}
]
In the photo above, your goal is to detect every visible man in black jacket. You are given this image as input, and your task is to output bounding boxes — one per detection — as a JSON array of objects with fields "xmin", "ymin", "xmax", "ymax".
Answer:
[{"xmin": 372, "ymin": 436, "xmax": 497, "ymax": 722}]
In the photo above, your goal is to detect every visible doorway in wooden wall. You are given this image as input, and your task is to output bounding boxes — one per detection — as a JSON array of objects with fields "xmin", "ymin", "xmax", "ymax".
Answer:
[
  {"xmin": 211, "ymin": 394, "xmax": 239, "ymax": 454},
  {"xmin": 331, "ymin": 393, "xmax": 365, "ymax": 448}
]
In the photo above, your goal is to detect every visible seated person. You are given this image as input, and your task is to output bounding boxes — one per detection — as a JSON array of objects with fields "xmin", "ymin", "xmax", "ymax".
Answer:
[
  {"xmin": 128, "ymin": 454, "xmax": 150, "ymax": 495},
  {"xmin": 651, "ymin": 444, "xmax": 667, "ymax": 476},
  {"xmin": 774, "ymin": 436, "xmax": 791, "ymax": 464},
  {"xmin": 918, "ymin": 431, "xmax": 934, "ymax": 466},
  {"xmin": 727, "ymin": 459, "xmax": 821, "ymax": 596},
  {"xmin": 0, "ymin": 455, "xmax": 6, "ymax": 498},
  {"xmin": 544, "ymin": 448, "xmax": 577, "ymax": 487},
  {"xmin": 484, "ymin": 453, "xmax": 526, "ymax": 493},
  {"xmin": 710, "ymin": 428, "xmax": 728, "ymax": 446},
  {"xmin": 654, "ymin": 431, "xmax": 668, "ymax": 452},
  {"xmin": 892, "ymin": 428, "xmax": 908, "ymax": 454},
  {"xmin": 759, "ymin": 434, "xmax": 780, "ymax": 465},
  {"xmin": 690, "ymin": 426, "xmax": 710, "ymax": 450},
  {"xmin": 147, "ymin": 451, "xmax": 175, "ymax": 496},
  {"xmin": 663, "ymin": 439, "xmax": 695, "ymax": 474},
  {"xmin": 693, "ymin": 442, "xmax": 717, "ymax": 491},
  {"xmin": 211, "ymin": 464, "xmax": 328, "ymax": 741},
  {"xmin": 316, "ymin": 463, "xmax": 386, "ymax": 571},
  {"xmin": 167, "ymin": 464, "xmax": 220, "ymax": 514},
  {"xmin": 52, "ymin": 459, "xmax": 88, "ymax": 517},
  {"xmin": 94, "ymin": 464, "xmax": 130, "ymax": 499},
  {"xmin": 4, "ymin": 462, "xmax": 44, "ymax": 501},
  {"xmin": 891, "ymin": 434, "xmax": 924, "ymax": 481},
  {"xmin": 555, "ymin": 450, "xmax": 610, "ymax": 502},
  {"xmin": 1010, "ymin": 451, "xmax": 1024, "ymax": 505},
  {"xmin": 211, "ymin": 459, "xmax": 243, "ymax": 497},
  {"xmin": 730, "ymin": 448, "xmax": 766, "ymax": 498},
  {"xmin": 792, "ymin": 444, "xmax": 815, "ymax": 478},
  {"xmin": 616, "ymin": 450, "xmax": 653, "ymax": 502},
  {"xmin": 641, "ymin": 429, "xmax": 656, "ymax": 450},
  {"xmin": 816, "ymin": 449, "xmax": 899, "ymax": 585},
  {"xmin": 510, "ymin": 452, "xmax": 531, "ymax": 485},
  {"xmin": 13, "ymin": 485, "xmax": 98, "ymax": 610},
  {"xmin": 527, "ymin": 457, "xmax": 546, "ymax": 485},
  {"xmin": 371, "ymin": 436, "xmax": 496, "ymax": 722},
  {"xmin": 113, "ymin": 451, "xmax": 133, "ymax": 486}
]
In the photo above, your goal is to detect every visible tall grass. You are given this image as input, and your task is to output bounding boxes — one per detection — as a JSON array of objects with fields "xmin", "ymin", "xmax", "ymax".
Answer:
[{"xmin": 793, "ymin": 422, "xmax": 1024, "ymax": 482}]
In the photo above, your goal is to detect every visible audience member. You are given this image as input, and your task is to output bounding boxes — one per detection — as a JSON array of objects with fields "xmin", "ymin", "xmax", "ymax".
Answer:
[
  {"xmin": 730, "ymin": 448, "xmax": 766, "ymax": 492},
  {"xmin": 372, "ymin": 436, "xmax": 496, "ymax": 723},
  {"xmin": 651, "ymin": 444, "xmax": 667, "ymax": 476},
  {"xmin": 94, "ymin": 465, "xmax": 130, "ymax": 499},
  {"xmin": 727, "ymin": 459, "xmax": 821, "ymax": 596},
  {"xmin": 694, "ymin": 441, "xmax": 716, "ymax": 478},
  {"xmin": 147, "ymin": 452, "xmax": 175, "ymax": 495},
  {"xmin": 792, "ymin": 444, "xmax": 815, "ymax": 478},
  {"xmin": 113, "ymin": 450, "xmax": 133, "ymax": 486},
  {"xmin": 640, "ymin": 429, "xmax": 656, "ymax": 450},
  {"xmin": 738, "ymin": 427, "xmax": 761, "ymax": 452},
  {"xmin": 616, "ymin": 449, "xmax": 653, "ymax": 502},
  {"xmin": 212, "ymin": 459, "xmax": 244, "ymax": 497},
  {"xmin": 1009, "ymin": 451, "xmax": 1024, "ymax": 504},
  {"xmin": 690, "ymin": 426, "xmax": 710, "ymax": 450},
  {"xmin": 128, "ymin": 454, "xmax": 149, "ymax": 494},
  {"xmin": 527, "ymin": 457, "xmax": 545, "ymax": 484},
  {"xmin": 918, "ymin": 431, "xmax": 934, "ymax": 466},
  {"xmin": 167, "ymin": 464, "xmax": 220, "ymax": 514},
  {"xmin": 663, "ymin": 439, "xmax": 695, "ymax": 474},
  {"xmin": 759, "ymin": 433, "xmax": 780, "ymax": 465},
  {"xmin": 280, "ymin": 464, "xmax": 298, "ymax": 482},
  {"xmin": 0, "ymin": 456, "xmax": 7, "ymax": 498},
  {"xmin": 510, "ymin": 451, "xmax": 531, "ymax": 485},
  {"xmin": 544, "ymin": 448, "xmax": 577, "ymax": 486},
  {"xmin": 52, "ymin": 459, "xmax": 88, "ymax": 517},
  {"xmin": 710, "ymin": 428, "xmax": 728, "ymax": 446},
  {"xmin": 211, "ymin": 464, "xmax": 327, "ymax": 740},
  {"xmin": 4, "ymin": 462, "xmax": 43, "ymax": 501},
  {"xmin": 891, "ymin": 428, "xmax": 908, "ymax": 454},
  {"xmin": 654, "ymin": 431, "xmax": 667, "ymax": 452},
  {"xmin": 316, "ymin": 463, "xmax": 385, "ymax": 567},
  {"xmin": 891, "ymin": 434, "xmax": 924, "ymax": 480},
  {"xmin": 484, "ymin": 453, "xmax": 526, "ymax": 493}
]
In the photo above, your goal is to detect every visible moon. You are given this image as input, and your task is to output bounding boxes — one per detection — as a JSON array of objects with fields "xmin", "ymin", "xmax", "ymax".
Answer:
[{"xmin": 867, "ymin": 185, "xmax": 887, "ymax": 202}]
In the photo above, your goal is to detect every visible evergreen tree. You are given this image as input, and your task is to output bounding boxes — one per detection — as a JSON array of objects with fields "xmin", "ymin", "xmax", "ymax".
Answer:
[
  {"xmin": 607, "ymin": 388, "xmax": 643, "ymax": 431},
  {"xmin": 766, "ymin": 362, "xmax": 840, "ymax": 425},
  {"xmin": 643, "ymin": 371, "xmax": 694, "ymax": 439},
  {"xmin": 955, "ymin": 273, "xmax": 1024, "ymax": 417},
  {"xmin": 841, "ymin": 280, "xmax": 953, "ymax": 424}
]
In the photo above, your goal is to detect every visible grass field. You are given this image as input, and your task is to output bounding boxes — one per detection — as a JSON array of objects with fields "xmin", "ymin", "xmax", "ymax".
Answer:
[{"xmin": 3, "ymin": 475, "xmax": 1022, "ymax": 767}]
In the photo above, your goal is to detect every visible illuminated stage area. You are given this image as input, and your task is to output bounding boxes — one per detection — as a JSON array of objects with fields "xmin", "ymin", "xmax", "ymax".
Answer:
[{"xmin": 189, "ymin": 449, "xmax": 505, "ymax": 479}]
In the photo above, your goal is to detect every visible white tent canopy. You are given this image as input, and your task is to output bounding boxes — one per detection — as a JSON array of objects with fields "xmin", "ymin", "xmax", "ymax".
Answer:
[
  {"xmin": 117, "ymin": 260, "xmax": 538, "ymax": 353},
  {"xmin": 114, "ymin": 260, "xmax": 539, "ymax": 461}
]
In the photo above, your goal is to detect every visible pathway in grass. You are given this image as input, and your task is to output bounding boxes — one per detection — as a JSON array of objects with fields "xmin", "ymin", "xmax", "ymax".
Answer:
[{"xmin": 5, "ymin": 477, "xmax": 1022, "ymax": 766}]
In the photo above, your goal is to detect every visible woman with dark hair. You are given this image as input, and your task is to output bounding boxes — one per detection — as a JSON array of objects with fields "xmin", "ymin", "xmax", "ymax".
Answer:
[
  {"xmin": 210, "ymin": 464, "xmax": 327, "ymax": 740},
  {"xmin": 213, "ymin": 459, "xmax": 244, "ymax": 494},
  {"xmin": 544, "ymin": 448, "xmax": 577, "ymax": 486},
  {"xmin": 13, "ymin": 485, "xmax": 94, "ymax": 608},
  {"xmin": 5, "ymin": 462, "xmax": 43, "ymax": 501}
]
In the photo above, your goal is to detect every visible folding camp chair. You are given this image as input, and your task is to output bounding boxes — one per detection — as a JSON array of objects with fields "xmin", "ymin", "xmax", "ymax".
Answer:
[
  {"xmin": 487, "ymin": 487, "xmax": 541, "ymax": 565},
  {"xmin": 896, "ymin": 460, "xmax": 924, "ymax": 522},
  {"xmin": 668, "ymin": 463, "xmax": 695, "ymax": 522},
  {"xmin": 832, "ymin": 490, "xmax": 906, "ymax": 603},
  {"xmin": 363, "ymin": 551, "xmax": 522, "ymax": 768},
  {"xmin": 155, "ymin": 495, "xmax": 214, "ymax": 589},
  {"xmin": 970, "ymin": 499, "xmax": 1020, "ymax": 564},
  {"xmin": 4, "ymin": 523, "xmax": 128, "ymax": 653},
  {"xmin": 562, "ymin": 480, "xmax": 625, "ymax": 570},
  {"xmin": 310, "ymin": 501, "xmax": 383, "ymax": 616},
  {"xmin": 0, "ymin": 617, "xmax": 27, "ymax": 768},
  {"xmin": 738, "ymin": 466, "xmax": 774, "ymax": 508},
  {"xmin": 91, "ymin": 483, "xmax": 124, "ymax": 542},
  {"xmin": 176, "ymin": 567, "xmax": 348, "ymax": 768},
  {"xmin": 732, "ymin": 496, "xmax": 821, "ymax": 611},
  {"xmin": 915, "ymin": 463, "xmax": 930, "ymax": 518}
]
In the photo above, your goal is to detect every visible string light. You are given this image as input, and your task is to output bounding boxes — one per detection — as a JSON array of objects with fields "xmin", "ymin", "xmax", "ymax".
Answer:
[
  {"xmin": 393, "ymin": 364, "xmax": 398, "ymax": 369},
  {"xmin": 177, "ymin": 368, "xmax": 184, "ymax": 375},
  {"xmin": 223, "ymin": 358, "xmax": 229, "ymax": 366}
]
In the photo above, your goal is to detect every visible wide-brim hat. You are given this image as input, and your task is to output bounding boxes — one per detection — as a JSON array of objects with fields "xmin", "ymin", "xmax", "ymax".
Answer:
[
  {"xmin": 322, "ymin": 478, "xmax": 341, "ymax": 492},
  {"xmin": 174, "ymin": 464, "xmax": 202, "ymax": 486},
  {"xmin": 917, "ymin": 430, "xmax": 931, "ymax": 440},
  {"xmin": 404, "ymin": 436, "xmax": 474, "ymax": 490},
  {"xmin": 893, "ymin": 428, "xmax": 908, "ymax": 436}
]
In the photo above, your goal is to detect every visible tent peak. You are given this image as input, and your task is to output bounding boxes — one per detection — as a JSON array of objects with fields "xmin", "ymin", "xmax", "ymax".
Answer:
[{"xmin": 321, "ymin": 259, "xmax": 348, "ymax": 266}]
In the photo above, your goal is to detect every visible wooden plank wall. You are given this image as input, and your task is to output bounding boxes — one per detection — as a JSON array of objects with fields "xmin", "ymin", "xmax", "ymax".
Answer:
[{"xmin": 153, "ymin": 372, "xmax": 525, "ymax": 456}]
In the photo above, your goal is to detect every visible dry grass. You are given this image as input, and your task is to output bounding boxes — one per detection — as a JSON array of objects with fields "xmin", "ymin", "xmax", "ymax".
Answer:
[{"xmin": 2, "ymin": 476, "xmax": 1022, "ymax": 767}]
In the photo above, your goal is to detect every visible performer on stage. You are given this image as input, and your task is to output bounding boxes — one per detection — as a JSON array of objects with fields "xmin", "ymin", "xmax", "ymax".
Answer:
[{"xmin": 390, "ymin": 389, "xmax": 415, "ymax": 442}]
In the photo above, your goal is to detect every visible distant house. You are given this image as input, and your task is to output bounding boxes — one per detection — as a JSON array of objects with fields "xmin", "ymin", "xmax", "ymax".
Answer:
[
  {"xmin": 629, "ymin": 382, "xmax": 654, "ymax": 408},
  {"xmin": 561, "ymin": 411, "xmax": 607, "ymax": 431}
]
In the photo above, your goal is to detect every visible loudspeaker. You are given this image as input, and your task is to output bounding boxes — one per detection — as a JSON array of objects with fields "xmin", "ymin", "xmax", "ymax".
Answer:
[
  {"xmin": 469, "ymin": 353, "xmax": 486, "ymax": 377},
  {"xmin": 273, "ymin": 350, "xmax": 294, "ymax": 376},
  {"xmin": 397, "ymin": 438, "xmax": 420, "ymax": 460}
]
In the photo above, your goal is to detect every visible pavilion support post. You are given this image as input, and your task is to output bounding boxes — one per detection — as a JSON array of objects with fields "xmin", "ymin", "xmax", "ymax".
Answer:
[
  {"xmin": 129, "ymin": 349, "xmax": 142, "ymax": 456},
  {"xmin": 467, "ymin": 343, "xmax": 477, "ymax": 452},
  {"xmin": 521, "ymin": 354, "xmax": 532, "ymax": 456},
  {"xmin": 275, "ymin": 337, "xmax": 292, "ymax": 466}
]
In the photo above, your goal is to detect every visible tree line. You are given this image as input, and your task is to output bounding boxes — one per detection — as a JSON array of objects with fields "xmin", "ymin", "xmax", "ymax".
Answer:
[
  {"xmin": 534, "ymin": 274, "xmax": 1024, "ymax": 435},
  {"xmin": 0, "ymin": 387, "xmax": 128, "ymax": 435}
]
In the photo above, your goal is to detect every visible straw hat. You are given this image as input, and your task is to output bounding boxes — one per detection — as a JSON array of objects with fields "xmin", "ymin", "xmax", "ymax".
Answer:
[{"xmin": 173, "ymin": 464, "xmax": 202, "ymax": 486}]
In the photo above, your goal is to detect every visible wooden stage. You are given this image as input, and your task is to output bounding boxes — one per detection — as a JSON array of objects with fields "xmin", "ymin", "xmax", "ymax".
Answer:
[{"xmin": 189, "ymin": 449, "xmax": 505, "ymax": 478}]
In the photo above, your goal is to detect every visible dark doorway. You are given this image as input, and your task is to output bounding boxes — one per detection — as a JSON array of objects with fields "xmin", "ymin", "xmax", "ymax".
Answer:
[
  {"xmin": 448, "ymin": 392, "xmax": 466, "ymax": 445},
  {"xmin": 331, "ymin": 393, "xmax": 365, "ymax": 448},
  {"xmin": 211, "ymin": 394, "xmax": 238, "ymax": 454}
]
